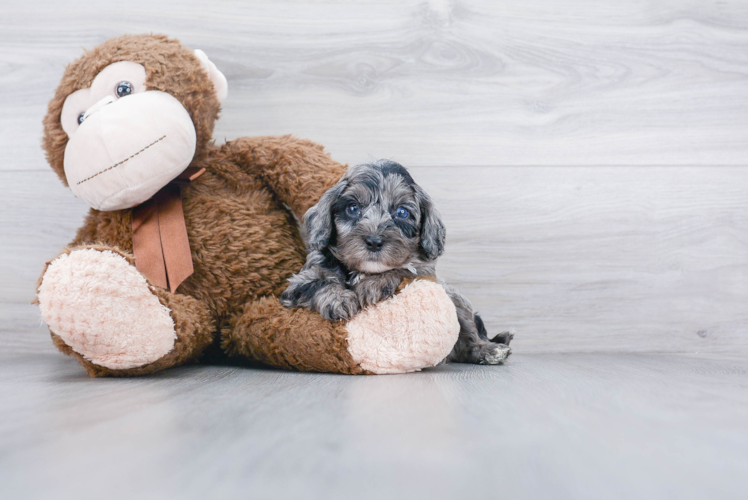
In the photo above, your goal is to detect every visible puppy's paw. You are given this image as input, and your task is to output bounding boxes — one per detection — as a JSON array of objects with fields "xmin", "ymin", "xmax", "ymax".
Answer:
[
  {"xmin": 320, "ymin": 290, "xmax": 360, "ymax": 322},
  {"xmin": 280, "ymin": 279, "xmax": 324, "ymax": 309},
  {"xmin": 279, "ymin": 285, "xmax": 300, "ymax": 308},
  {"xmin": 450, "ymin": 339, "xmax": 512, "ymax": 365},
  {"xmin": 354, "ymin": 272, "xmax": 403, "ymax": 308},
  {"xmin": 280, "ymin": 282, "xmax": 310, "ymax": 308},
  {"xmin": 479, "ymin": 344, "xmax": 512, "ymax": 365}
]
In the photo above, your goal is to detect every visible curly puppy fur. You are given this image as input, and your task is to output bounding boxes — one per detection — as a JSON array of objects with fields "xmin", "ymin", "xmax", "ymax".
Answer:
[
  {"xmin": 40, "ymin": 34, "xmax": 371, "ymax": 376},
  {"xmin": 281, "ymin": 160, "xmax": 513, "ymax": 364}
]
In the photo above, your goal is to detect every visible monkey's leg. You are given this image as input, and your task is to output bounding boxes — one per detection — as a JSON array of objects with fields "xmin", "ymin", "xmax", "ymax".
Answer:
[
  {"xmin": 223, "ymin": 278, "xmax": 460, "ymax": 375},
  {"xmin": 37, "ymin": 245, "xmax": 215, "ymax": 377}
]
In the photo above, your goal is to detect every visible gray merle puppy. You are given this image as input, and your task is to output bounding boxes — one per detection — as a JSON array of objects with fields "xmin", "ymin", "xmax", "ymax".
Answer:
[{"xmin": 280, "ymin": 160, "xmax": 512, "ymax": 365}]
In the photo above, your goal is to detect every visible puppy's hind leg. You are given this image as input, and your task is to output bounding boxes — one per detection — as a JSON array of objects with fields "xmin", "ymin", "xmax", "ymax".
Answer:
[
  {"xmin": 475, "ymin": 313, "xmax": 514, "ymax": 346},
  {"xmin": 442, "ymin": 283, "xmax": 512, "ymax": 365}
]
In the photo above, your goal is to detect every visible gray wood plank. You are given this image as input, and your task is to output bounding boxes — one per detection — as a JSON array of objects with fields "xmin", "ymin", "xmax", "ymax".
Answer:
[
  {"xmin": 3, "ymin": 166, "xmax": 746, "ymax": 355},
  {"xmin": 415, "ymin": 165, "xmax": 748, "ymax": 355},
  {"xmin": 0, "ymin": 170, "xmax": 88, "ymax": 354},
  {"xmin": 2, "ymin": 4, "xmax": 747, "ymax": 496},
  {"xmin": 1, "ymin": 352, "xmax": 746, "ymax": 500},
  {"xmin": 3, "ymin": 0, "xmax": 748, "ymax": 169}
]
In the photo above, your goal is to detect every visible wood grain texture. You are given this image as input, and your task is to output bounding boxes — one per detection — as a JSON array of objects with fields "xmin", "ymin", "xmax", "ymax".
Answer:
[
  {"xmin": 3, "ymin": 0, "xmax": 748, "ymax": 168},
  {"xmin": 0, "ymin": 171, "xmax": 89, "ymax": 355},
  {"xmin": 415, "ymin": 165, "xmax": 748, "ymax": 354},
  {"xmin": 1, "ymin": 352, "xmax": 747, "ymax": 500},
  {"xmin": 3, "ymin": 167, "xmax": 746, "ymax": 355},
  {"xmin": 1, "ymin": 3, "xmax": 747, "ymax": 352},
  {"xmin": 2, "ymin": 4, "xmax": 748, "ymax": 495}
]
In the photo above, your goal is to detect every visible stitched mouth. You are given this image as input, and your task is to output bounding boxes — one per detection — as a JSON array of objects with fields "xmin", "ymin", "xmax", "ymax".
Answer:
[{"xmin": 76, "ymin": 135, "xmax": 167, "ymax": 186}]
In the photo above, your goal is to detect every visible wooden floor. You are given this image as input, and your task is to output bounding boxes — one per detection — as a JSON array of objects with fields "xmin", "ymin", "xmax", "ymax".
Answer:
[
  {"xmin": 2, "ymin": 1, "xmax": 748, "ymax": 498},
  {"xmin": 1, "ymin": 352, "xmax": 747, "ymax": 499}
]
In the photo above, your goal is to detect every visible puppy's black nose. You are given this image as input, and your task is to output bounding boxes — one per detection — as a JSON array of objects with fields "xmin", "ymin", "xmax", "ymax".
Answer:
[{"xmin": 364, "ymin": 235, "xmax": 384, "ymax": 252}]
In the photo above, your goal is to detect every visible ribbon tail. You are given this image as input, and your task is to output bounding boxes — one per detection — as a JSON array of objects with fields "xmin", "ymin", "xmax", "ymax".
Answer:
[
  {"xmin": 157, "ymin": 184, "xmax": 194, "ymax": 293},
  {"xmin": 132, "ymin": 197, "xmax": 168, "ymax": 289},
  {"xmin": 132, "ymin": 167, "xmax": 203, "ymax": 293}
]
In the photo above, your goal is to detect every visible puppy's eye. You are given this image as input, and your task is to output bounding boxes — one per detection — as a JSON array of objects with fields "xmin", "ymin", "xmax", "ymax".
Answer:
[
  {"xmin": 395, "ymin": 207, "xmax": 409, "ymax": 219},
  {"xmin": 77, "ymin": 112, "xmax": 85, "ymax": 125},
  {"xmin": 115, "ymin": 81, "xmax": 133, "ymax": 98},
  {"xmin": 346, "ymin": 203, "xmax": 360, "ymax": 217}
]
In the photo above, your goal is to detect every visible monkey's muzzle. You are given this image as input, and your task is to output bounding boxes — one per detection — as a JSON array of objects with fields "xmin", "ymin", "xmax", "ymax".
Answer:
[{"xmin": 64, "ymin": 91, "xmax": 197, "ymax": 211}]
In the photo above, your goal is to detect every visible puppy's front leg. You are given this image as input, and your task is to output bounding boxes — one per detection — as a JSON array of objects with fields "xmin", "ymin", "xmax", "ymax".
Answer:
[
  {"xmin": 441, "ymin": 282, "xmax": 513, "ymax": 365},
  {"xmin": 280, "ymin": 257, "xmax": 361, "ymax": 322},
  {"xmin": 352, "ymin": 271, "xmax": 404, "ymax": 308},
  {"xmin": 312, "ymin": 284, "xmax": 360, "ymax": 322}
]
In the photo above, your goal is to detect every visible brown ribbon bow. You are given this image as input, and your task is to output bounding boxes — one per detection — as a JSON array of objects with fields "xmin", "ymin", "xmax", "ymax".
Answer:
[{"xmin": 132, "ymin": 167, "xmax": 205, "ymax": 293}]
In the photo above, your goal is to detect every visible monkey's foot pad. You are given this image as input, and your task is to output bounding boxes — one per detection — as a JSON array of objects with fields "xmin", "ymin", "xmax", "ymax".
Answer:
[
  {"xmin": 37, "ymin": 248, "xmax": 176, "ymax": 369},
  {"xmin": 346, "ymin": 279, "xmax": 461, "ymax": 374}
]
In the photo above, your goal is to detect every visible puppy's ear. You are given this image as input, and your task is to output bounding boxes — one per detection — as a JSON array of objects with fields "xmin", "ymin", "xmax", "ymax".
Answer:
[
  {"xmin": 414, "ymin": 184, "xmax": 446, "ymax": 261},
  {"xmin": 304, "ymin": 179, "xmax": 348, "ymax": 251}
]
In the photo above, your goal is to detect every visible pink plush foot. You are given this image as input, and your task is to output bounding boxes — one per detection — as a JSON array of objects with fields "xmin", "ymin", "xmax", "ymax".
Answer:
[
  {"xmin": 345, "ymin": 279, "xmax": 460, "ymax": 374},
  {"xmin": 37, "ymin": 249, "xmax": 177, "ymax": 370}
]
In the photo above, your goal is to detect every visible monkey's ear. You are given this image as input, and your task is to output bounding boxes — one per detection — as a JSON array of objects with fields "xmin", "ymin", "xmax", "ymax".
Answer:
[
  {"xmin": 304, "ymin": 179, "xmax": 348, "ymax": 251},
  {"xmin": 194, "ymin": 49, "xmax": 228, "ymax": 103},
  {"xmin": 414, "ymin": 184, "xmax": 446, "ymax": 261}
]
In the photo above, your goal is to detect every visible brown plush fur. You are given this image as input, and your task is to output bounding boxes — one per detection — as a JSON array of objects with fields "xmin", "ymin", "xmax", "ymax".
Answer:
[
  {"xmin": 40, "ymin": 34, "xmax": 363, "ymax": 376},
  {"xmin": 224, "ymin": 297, "xmax": 366, "ymax": 375},
  {"xmin": 223, "ymin": 276, "xmax": 434, "ymax": 375}
]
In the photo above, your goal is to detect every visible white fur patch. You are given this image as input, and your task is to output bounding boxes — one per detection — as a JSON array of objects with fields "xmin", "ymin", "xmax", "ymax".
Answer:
[
  {"xmin": 483, "ymin": 345, "xmax": 511, "ymax": 365},
  {"xmin": 358, "ymin": 261, "xmax": 393, "ymax": 273},
  {"xmin": 37, "ymin": 249, "xmax": 177, "ymax": 370},
  {"xmin": 345, "ymin": 280, "xmax": 460, "ymax": 374}
]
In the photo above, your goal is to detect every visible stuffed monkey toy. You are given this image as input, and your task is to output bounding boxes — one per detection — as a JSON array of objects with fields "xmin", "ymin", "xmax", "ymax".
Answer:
[{"xmin": 36, "ymin": 34, "xmax": 460, "ymax": 377}]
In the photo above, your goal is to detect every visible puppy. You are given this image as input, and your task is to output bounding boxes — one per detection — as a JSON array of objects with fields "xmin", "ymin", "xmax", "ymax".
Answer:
[{"xmin": 280, "ymin": 160, "xmax": 512, "ymax": 365}]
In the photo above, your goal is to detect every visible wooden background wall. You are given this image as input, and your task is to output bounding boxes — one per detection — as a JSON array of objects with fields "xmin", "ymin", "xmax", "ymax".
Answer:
[{"xmin": 2, "ymin": 0, "xmax": 747, "ymax": 355}]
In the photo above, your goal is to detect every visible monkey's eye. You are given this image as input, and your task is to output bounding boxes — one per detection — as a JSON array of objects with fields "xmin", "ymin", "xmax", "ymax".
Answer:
[
  {"xmin": 395, "ymin": 207, "xmax": 409, "ymax": 219},
  {"xmin": 346, "ymin": 203, "xmax": 360, "ymax": 217},
  {"xmin": 115, "ymin": 81, "xmax": 133, "ymax": 98},
  {"xmin": 77, "ymin": 112, "xmax": 85, "ymax": 125}
]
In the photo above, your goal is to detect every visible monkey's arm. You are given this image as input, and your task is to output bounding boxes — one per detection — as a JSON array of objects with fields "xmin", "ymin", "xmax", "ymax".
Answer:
[
  {"xmin": 225, "ymin": 276, "xmax": 460, "ymax": 375},
  {"xmin": 225, "ymin": 135, "xmax": 347, "ymax": 220}
]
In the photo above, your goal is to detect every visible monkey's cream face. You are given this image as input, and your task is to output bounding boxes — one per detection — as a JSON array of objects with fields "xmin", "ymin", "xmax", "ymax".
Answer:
[{"xmin": 59, "ymin": 53, "xmax": 227, "ymax": 211}]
